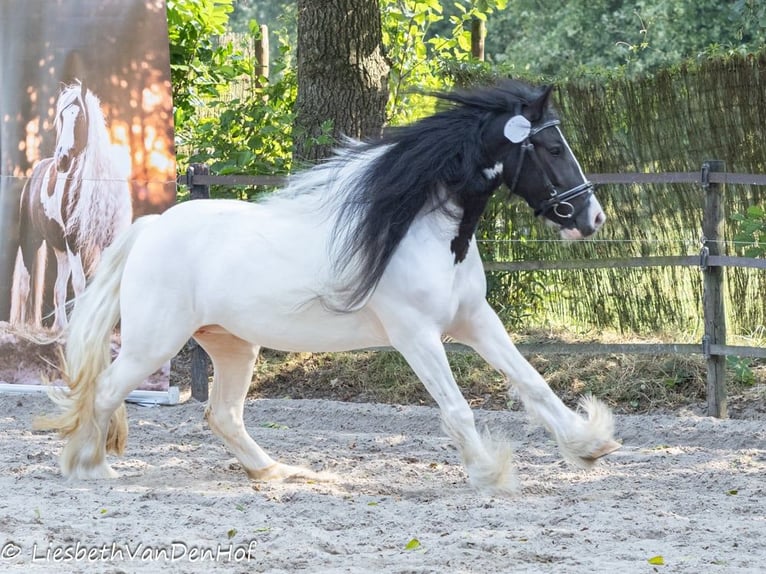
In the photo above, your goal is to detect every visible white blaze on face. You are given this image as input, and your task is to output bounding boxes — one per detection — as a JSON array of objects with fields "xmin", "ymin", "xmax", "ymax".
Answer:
[
  {"xmin": 56, "ymin": 104, "xmax": 81, "ymax": 159},
  {"xmin": 555, "ymin": 126, "xmax": 588, "ymax": 183},
  {"xmin": 554, "ymin": 125, "xmax": 606, "ymax": 237},
  {"xmin": 586, "ymin": 194, "xmax": 606, "ymax": 231}
]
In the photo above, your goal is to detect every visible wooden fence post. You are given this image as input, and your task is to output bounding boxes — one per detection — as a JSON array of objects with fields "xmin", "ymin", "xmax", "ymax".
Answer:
[
  {"xmin": 701, "ymin": 159, "xmax": 727, "ymax": 418},
  {"xmin": 188, "ymin": 163, "xmax": 210, "ymax": 200},
  {"xmin": 187, "ymin": 164, "xmax": 211, "ymax": 402},
  {"xmin": 254, "ymin": 24, "xmax": 270, "ymax": 83},
  {"xmin": 471, "ymin": 18, "xmax": 485, "ymax": 61}
]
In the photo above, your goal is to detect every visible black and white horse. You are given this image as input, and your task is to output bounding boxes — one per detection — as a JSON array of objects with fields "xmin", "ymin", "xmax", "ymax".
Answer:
[
  {"xmin": 40, "ymin": 80, "xmax": 619, "ymax": 494},
  {"xmin": 11, "ymin": 80, "xmax": 132, "ymax": 330}
]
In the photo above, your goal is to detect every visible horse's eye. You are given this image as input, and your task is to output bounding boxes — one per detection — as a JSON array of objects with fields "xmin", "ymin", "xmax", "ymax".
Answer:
[{"xmin": 548, "ymin": 145, "xmax": 562, "ymax": 156}]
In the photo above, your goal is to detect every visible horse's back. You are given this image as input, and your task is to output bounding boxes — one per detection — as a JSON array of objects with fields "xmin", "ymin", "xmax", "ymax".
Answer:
[
  {"xmin": 146, "ymin": 198, "xmax": 329, "ymax": 257},
  {"xmin": 127, "ymin": 198, "xmax": 309, "ymax": 272}
]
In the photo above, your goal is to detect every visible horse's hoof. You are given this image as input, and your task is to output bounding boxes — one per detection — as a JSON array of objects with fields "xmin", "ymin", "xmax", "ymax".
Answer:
[
  {"xmin": 582, "ymin": 439, "xmax": 621, "ymax": 462},
  {"xmin": 467, "ymin": 431, "xmax": 520, "ymax": 496},
  {"xmin": 64, "ymin": 463, "xmax": 119, "ymax": 480}
]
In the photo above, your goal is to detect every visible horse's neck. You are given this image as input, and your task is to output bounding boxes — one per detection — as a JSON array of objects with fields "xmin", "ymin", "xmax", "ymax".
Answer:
[
  {"xmin": 80, "ymin": 136, "xmax": 110, "ymax": 178},
  {"xmin": 451, "ymin": 180, "xmax": 498, "ymax": 263},
  {"xmin": 416, "ymin": 180, "xmax": 498, "ymax": 263},
  {"xmin": 414, "ymin": 189, "xmax": 464, "ymax": 242}
]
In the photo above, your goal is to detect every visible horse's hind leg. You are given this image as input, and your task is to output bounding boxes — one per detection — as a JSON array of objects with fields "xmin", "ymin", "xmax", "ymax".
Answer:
[
  {"xmin": 59, "ymin": 351, "xmax": 171, "ymax": 479},
  {"xmin": 195, "ymin": 329, "xmax": 322, "ymax": 482},
  {"xmin": 57, "ymin": 314, "xmax": 191, "ymax": 479}
]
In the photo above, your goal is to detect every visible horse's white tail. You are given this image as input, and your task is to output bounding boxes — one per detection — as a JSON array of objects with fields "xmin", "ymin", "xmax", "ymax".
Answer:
[{"xmin": 35, "ymin": 215, "xmax": 159, "ymax": 455}]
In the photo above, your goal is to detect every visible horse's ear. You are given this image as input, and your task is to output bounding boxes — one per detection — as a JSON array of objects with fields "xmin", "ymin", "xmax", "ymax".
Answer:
[
  {"xmin": 80, "ymin": 78, "xmax": 87, "ymax": 99},
  {"xmin": 524, "ymin": 84, "xmax": 554, "ymax": 122}
]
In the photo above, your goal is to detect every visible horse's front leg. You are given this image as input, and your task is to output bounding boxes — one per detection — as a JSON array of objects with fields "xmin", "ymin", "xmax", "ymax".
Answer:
[
  {"xmin": 12, "ymin": 245, "xmax": 47, "ymax": 328},
  {"xmin": 450, "ymin": 301, "xmax": 620, "ymax": 467},
  {"xmin": 52, "ymin": 248, "xmax": 71, "ymax": 330},
  {"xmin": 388, "ymin": 327, "xmax": 519, "ymax": 495},
  {"xmin": 31, "ymin": 245, "xmax": 47, "ymax": 327},
  {"xmin": 67, "ymin": 247, "xmax": 87, "ymax": 297},
  {"xmin": 9, "ymin": 251, "xmax": 30, "ymax": 327}
]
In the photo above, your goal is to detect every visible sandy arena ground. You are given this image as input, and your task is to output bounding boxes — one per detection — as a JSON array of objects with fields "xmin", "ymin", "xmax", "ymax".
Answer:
[{"xmin": 0, "ymin": 389, "xmax": 765, "ymax": 573}]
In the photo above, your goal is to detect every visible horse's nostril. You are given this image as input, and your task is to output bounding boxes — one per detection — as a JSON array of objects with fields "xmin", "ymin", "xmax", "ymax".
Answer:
[
  {"xmin": 57, "ymin": 154, "xmax": 71, "ymax": 173},
  {"xmin": 595, "ymin": 211, "xmax": 606, "ymax": 226}
]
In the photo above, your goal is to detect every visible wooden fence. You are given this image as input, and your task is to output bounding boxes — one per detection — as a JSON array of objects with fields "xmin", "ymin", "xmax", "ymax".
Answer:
[{"xmin": 180, "ymin": 161, "xmax": 766, "ymax": 418}]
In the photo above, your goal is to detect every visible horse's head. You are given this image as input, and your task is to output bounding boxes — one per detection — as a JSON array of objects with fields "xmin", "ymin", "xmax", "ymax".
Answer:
[
  {"xmin": 488, "ymin": 83, "xmax": 604, "ymax": 240},
  {"xmin": 54, "ymin": 80, "xmax": 89, "ymax": 173}
]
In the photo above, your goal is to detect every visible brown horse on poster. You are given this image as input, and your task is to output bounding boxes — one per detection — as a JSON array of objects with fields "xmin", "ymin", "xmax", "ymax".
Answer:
[{"xmin": 10, "ymin": 80, "xmax": 132, "ymax": 330}]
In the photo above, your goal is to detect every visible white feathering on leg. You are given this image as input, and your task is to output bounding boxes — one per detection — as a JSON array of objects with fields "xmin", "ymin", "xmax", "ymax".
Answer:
[
  {"xmin": 558, "ymin": 394, "xmax": 620, "ymax": 469},
  {"xmin": 465, "ymin": 429, "xmax": 520, "ymax": 496}
]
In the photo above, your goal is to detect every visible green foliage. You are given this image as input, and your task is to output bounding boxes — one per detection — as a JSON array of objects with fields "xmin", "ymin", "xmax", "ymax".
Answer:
[
  {"xmin": 181, "ymin": 59, "xmax": 297, "ymax": 199},
  {"xmin": 726, "ymin": 355, "xmax": 755, "ymax": 386},
  {"xmin": 483, "ymin": 270, "xmax": 545, "ymax": 327},
  {"xmin": 171, "ymin": 0, "xmax": 512, "ymax": 196},
  {"xmin": 477, "ymin": 201, "xmax": 550, "ymax": 327},
  {"xmin": 169, "ymin": 1, "xmax": 297, "ymax": 199},
  {"xmin": 485, "ymin": 0, "xmax": 766, "ymax": 80},
  {"xmin": 167, "ymin": 0, "xmax": 249, "ymax": 127},
  {"xmin": 732, "ymin": 205, "xmax": 766, "ymax": 258},
  {"xmin": 734, "ymin": 0, "xmax": 766, "ymax": 39},
  {"xmin": 380, "ymin": 0, "xmax": 507, "ymax": 124}
]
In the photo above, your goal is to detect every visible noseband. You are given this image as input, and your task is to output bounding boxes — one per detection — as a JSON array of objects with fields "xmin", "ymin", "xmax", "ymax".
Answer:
[{"xmin": 507, "ymin": 119, "xmax": 594, "ymax": 220}]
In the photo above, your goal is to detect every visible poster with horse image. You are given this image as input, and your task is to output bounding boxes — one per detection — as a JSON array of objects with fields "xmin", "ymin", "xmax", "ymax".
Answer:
[{"xmin": 0, "ymin": 0, "xmax": 176, "ymax": 397}]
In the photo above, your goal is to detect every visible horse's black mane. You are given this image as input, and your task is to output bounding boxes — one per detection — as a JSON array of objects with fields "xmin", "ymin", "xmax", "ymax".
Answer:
[{"xmin": 332, "ymin": 79, "xmax": 553, "ymax": 310}]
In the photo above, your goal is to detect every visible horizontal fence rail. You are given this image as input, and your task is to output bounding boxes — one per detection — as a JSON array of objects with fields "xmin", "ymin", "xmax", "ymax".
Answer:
[
  {"xmin": 179, "ymin": 169, "xmax": 766, "ymax": 189},
  {"xmin": 484, "ymin": 255, "xmax": 766, "ymax": 272},
  {"xmin": 590, "ymin": 171, "xmax": 766, "ymax": 186},
  {"xmin": 178, "ymin": 172, "xmax": 286, "ymax": 187},
  {"xmin": 181, "ymin": 162, "xmax": 766, "ymax": 417}
]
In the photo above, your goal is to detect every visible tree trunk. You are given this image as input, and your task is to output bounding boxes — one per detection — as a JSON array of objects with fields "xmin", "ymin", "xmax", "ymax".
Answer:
[{"xmin": 293, "ymin": 0, "xmax": 389, "ymax": 163}]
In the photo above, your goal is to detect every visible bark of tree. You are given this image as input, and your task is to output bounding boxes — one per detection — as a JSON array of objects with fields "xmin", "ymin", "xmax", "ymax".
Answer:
[{"xmin": 293, "ymin": 0, "xmax": 389, "ymax": 163}]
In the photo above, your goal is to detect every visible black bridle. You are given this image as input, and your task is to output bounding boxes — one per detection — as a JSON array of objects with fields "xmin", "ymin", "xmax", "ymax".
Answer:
[{"xmin": 507, "ymin": 119, "xmax": 594, "ymax": 220}]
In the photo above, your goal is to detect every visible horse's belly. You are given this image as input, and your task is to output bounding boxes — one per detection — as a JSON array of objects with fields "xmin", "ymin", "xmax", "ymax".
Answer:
[{"xmin": 205, "ymin": 302, "xmax": 390, "ymax": 353}]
